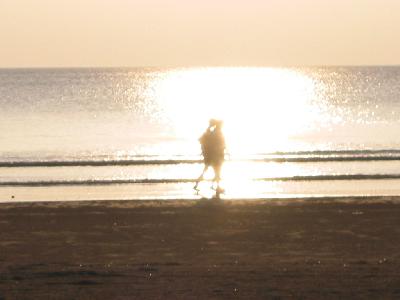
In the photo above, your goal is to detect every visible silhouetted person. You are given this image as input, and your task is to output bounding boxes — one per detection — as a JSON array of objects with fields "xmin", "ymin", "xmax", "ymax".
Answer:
[{"xmin": 194, "ymin": 119, "xmax": 226, "ymax": 198}]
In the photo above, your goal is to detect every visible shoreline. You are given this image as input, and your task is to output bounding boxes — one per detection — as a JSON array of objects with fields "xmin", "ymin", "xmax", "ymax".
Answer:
[
  {"xmin": 1, "ymin": 196, "xmax": 400, "ymax": 298},
  {"xmin": 1, "ymin": 194, "xmax": 400, "ymax": 207}
]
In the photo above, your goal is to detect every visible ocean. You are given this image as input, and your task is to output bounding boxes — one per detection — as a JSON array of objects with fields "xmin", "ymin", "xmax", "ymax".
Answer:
[{"xmin": 1, "ymin": 66, "xmax": 400, "ymax": 202}]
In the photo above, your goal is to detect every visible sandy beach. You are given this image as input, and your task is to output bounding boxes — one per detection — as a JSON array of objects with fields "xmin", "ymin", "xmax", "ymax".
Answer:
[{"xmin": 0, "ymin": 197, "xmax": 399, "ymax": 299}]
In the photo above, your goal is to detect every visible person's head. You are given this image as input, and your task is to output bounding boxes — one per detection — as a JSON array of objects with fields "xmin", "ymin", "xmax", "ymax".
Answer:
[
  {"xmin": 209, "ymin": 118, "xmax": 218, "ymax": 128},
  {"xmin": 215, "ymin": 120, "xmax": 223, "ymax": 129}
]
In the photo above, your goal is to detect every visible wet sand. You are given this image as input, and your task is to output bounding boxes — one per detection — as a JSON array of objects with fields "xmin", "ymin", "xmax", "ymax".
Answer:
[{"xmin": 1, "ymin": 197, "xmax": 400, "ymax": 299}]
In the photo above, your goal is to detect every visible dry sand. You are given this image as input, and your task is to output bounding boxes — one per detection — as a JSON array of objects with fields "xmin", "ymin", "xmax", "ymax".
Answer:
[{"xmin": 1, "ymin": 197, "xmax": 400, "ymax": 299}]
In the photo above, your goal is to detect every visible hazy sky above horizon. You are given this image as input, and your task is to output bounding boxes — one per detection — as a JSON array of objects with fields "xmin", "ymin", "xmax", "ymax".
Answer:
[{"xmin": 1, "ymin": 0, "xmax": 400, "ymax": 67}]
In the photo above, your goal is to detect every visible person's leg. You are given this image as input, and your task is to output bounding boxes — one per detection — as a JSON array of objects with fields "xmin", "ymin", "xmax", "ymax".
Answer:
[
  {"xmin": 211, "ymin": 164, "xmax": 224, "ymax": 199},
  {"xmin": 194, "ymin": 164, "xmax": 208, "ymax": 190},
  {"xmin": 212, "ymin": 163, "xmax": 222, "ymax": 191}
]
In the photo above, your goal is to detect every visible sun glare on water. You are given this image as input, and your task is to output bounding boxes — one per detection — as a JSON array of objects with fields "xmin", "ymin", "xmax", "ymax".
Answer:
[
  {"xmin": 152, "ymin": 67, "xmax": 321, "ymax": 155},
  {"xmin": 143, "ymin": 68, "xmax": 323, "ymax": 197},
  {"xmin": 147, "ymin": 67, "xmax": 325, "ymax": 196}
]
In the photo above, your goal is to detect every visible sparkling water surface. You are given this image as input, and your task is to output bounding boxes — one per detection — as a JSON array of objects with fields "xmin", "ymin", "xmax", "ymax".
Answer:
[{"xmin": 1, "ymin": 67, "xmax": 400, "ymax": 201}]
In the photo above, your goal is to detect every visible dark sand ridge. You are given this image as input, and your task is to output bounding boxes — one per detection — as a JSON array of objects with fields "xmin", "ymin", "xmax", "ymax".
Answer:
[{"xmin": 1, "ymin": 197, "xmax": 400, "ymax": 299}]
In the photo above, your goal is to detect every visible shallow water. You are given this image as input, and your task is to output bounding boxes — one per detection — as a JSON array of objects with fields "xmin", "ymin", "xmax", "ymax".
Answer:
[{"xmin": 1, "ymin": 67, "xmax": 400, "ymax": 201}]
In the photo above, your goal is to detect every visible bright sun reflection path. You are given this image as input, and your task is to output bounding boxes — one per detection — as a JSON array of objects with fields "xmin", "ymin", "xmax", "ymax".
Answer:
[
  {"xmin": 150, "ymin": 67, "xmax": 323, "ymax": 196},
  {"xmin": 152, "ymin": 67, "xmax": 320, "ymax": 155}
]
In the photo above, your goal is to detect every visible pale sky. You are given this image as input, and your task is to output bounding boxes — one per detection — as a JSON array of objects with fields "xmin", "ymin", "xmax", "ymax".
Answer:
[{"xmin": 1, "ymin": 0, "xmax": 400, "ymax": 67}]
